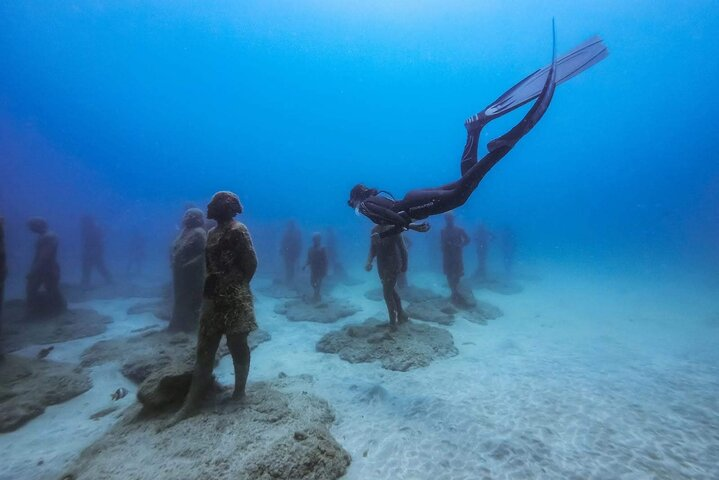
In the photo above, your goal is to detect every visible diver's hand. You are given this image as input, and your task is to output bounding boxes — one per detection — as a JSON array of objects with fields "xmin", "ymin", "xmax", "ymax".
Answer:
[
  {"xmin": 365, "ymin": 262, "xmax": 373, "ymax": 272},
  {"xmin": 408, "ymin": 222, "xmax": 430, "ymax": 233}
]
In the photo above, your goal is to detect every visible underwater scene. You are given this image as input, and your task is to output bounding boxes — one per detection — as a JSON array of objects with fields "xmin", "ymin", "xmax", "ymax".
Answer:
[{"xmin": 1, "ymin": 1, "xmax": 718, "ymax": 479}]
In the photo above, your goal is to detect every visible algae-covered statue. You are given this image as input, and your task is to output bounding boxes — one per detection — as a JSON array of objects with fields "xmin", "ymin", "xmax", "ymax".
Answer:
[
  {"xmin": 172, "ymin": 191, "xmax": 258, "ymax": 423},
  {"xmin": 304, "ymin": 232, "xmax": 328, "ymax": 302},
  {"xmin": 168, "ymin": 208, "xmax": 207, "ymax": 333},
  {"xmin": 280, "ymin": 220, "xmax": 302, "ymax": 283},
  {"xmin": 26, "ymin": 217, "xmax": 66, "ymax": 316},
  {"xmin": 366, "ymin": 224, "xmax": 409, "ymax": 331},
  {"xmin": 441, "ymin": 212, "xmax": 470, "ymax": 305}
]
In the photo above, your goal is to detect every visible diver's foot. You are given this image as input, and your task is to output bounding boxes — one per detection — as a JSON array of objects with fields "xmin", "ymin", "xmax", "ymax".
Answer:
[
  {"xmin": 231, "ymin": 390, "xmax": 246, "ymax": 401},
  {"xmin": 464, "ymin": 113, "xmax": 485, "ymax": 133},
  {"xmin": 389, "ymin": 321, "xmax": 398, "ymax": 332},
  {"xmin": 408, "ymin": 222, "xmax": 430, "ymax": 233}
]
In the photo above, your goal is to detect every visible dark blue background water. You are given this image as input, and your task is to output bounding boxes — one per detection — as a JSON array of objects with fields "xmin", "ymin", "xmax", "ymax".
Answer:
[{"xmin": 1, "ymin": 1, "xmax": 717, "ymax": 280}]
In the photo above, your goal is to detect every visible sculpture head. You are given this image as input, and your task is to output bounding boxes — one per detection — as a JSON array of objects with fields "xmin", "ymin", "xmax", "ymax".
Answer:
[
  {"xmin": 27, "ymin": 217, "xmax": 48, "ymax": 235},
  {"xmin": 312, "ymin": 232, "xmax": 322, "ymax": 247},
  {"xmin": 207, "ymin": 191, "xmax": 243, "ymax": 222},
  {"xmin": 444, "ymin": 212, "xmax": 455, "ymax": 227},
  {"xmin": 182, "ymin": 208, "xmax": 205, "ymax": 229}
]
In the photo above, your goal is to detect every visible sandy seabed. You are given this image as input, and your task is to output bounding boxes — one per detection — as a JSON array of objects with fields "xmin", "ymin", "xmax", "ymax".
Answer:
[{"xmin": 1, "ymin": 262, "xmax": 718, "ymax": 480}]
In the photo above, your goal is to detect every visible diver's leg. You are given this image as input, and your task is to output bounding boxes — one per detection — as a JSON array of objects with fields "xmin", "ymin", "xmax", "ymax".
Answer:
[
  {"xmin": 227, "ymin": 333, "xmax": 250, "ymax": 399},
  {"xmin": 460, "ymin": 120, "xmax": 483, "ymax": 176}
]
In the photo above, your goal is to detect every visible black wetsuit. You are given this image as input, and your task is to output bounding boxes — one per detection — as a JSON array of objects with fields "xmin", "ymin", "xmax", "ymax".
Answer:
[{"xmin": 357, "ymin": 42, "xmax": 559, "ymax": 238}]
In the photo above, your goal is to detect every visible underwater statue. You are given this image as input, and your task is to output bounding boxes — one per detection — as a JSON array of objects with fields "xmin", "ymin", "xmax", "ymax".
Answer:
[
  {"xmin": 304, "ymin": 232, "xmax": 328, "ymax": 302},
  {"xmin": 348, "ymin": 29, "xmax": 607, "ymax": 237},
  {"xmin": 280, "ymin": 220, "xmax": 302, "ymax": 283},
  {"xmin": 172, "ymin": 191, "xmax": 258, "ymax": 423},
  {"xmin": 168, "ymin": 208, "xmax": 207, "ymax": 333},
  {"xmin": 80, "ymin": 215, "xmax": 113, "ymax": 288},
  {"xmin": 26, "ymin": 217, "xmax": 66, "ymax": 317},
  {"xmin": 0, "ymin": 217, "xmax": 6, "ymax": 358},
  {"xmin": 441, "ymin": 213, "xmax": 470, "ymax": 304},
  {"xmin": 474, "ymin": 223, "xmax": 494, "ymax": 280},
  {"xmin": 126, "ymin": 229, "xmax": 146, "ymax": 276},
  {"xmin": 366, "ymin": 225, "xmax": 409, "ymax": 331},
  {"xmin": 397, "ymin": 235, "xmax": 412, "ymax": 288}
]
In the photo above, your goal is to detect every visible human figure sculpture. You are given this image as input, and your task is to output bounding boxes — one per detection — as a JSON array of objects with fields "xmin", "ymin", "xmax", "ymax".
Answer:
[
  {"xmin": 441, "ymin": 213, "xmax": 470, "ymax": 305},
  {"xmin": 397, "ymin": 235, "xmax": 412, "ymax": 289},
  {"xmin": 280, "ymin": 220, "xmax": 302, "ymax": 283},
  {"xmin": 26, "ymin": 217, "xmax": 66, "ymax": 316},
  {"xmin": 304, "ymin": 233, "xmax": 328, "ymax": 302},
  {"xmin": 168, "ymin": 208, "xmax": 207, "ymax": 333},
  {"xmin": 171, "ymin": 191, "xmax": 258, "ymax": 424},
  {"xmin": 366, "ymin": 225, "xmax": 409, "ymax": 331}
]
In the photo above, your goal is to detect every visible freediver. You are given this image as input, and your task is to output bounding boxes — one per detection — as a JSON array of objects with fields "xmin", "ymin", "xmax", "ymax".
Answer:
[
  {"xmin": 347, "ymin": 28, "xmax": 607, "ymax": 236},
  {"xmin": 26, "ymin": 217, "xmax": 67, "ymax": 316},
  {"xmin": 304, "ymin": 232, "xmax": 328, "ymax": 302},
  {"xmin": 366, "ymin": 224, "xmax": 409, "ymax": 331},
  {"xmin": 170, "ymin": 191, "xmax": 258, "ymax": 425},
  {"xmin": 441, "ymin": 212, "xmax": 470, "ymax": 305}
]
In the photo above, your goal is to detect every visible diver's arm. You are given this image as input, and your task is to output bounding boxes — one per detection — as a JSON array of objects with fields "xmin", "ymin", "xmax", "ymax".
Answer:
[{"xmin": 362, "ymin": 201, "xmax": 410, "ymax": 229}]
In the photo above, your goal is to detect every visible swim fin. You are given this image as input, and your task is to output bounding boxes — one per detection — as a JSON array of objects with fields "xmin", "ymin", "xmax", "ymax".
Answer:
[{"xmin": 484, "ymin": 35, "xmax": 608, "ymax": 118}]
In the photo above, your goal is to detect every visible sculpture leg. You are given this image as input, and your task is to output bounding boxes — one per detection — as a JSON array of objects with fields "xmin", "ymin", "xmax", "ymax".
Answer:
[{"xmin": 227, "ymin": 333, "xmax": 250, "ymax": 399}]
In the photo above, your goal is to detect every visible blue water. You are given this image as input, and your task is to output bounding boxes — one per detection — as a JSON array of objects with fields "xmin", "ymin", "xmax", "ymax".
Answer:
[{"xmin": 1, "ymin": 2, "xmax": 718, "ymax": 479}]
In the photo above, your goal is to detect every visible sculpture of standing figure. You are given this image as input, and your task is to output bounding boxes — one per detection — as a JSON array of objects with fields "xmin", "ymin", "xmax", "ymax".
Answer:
[
  {"xmin": 171, "ymin": 191, "xmax": 258, "ymax": 424},
  {"xmin": 366, "ymin": 225, "xmax": 408, "ymax": 331},
  {"xmin": 80, "ymin": 215, "xmax": 113, "ymax": 288},
  {"xmin": 26, "ymin": 217, "xmax": 66, "ymax": 316},
  {"xmin": 280, "ymin": 220, "xmax": 302, "ymax": 283},
  {"xmin": 168, "ymin": 208, "xmax": 207, "ymax": 333},
  {"xmin": 440, "ymin": 212, "xmax": 470, "ymax": 304},
  {"xmin": 304, "ymin": 233, "xmax": 328, "ymax": 302},
  {"xmin": 397, "ymin": 235, "xmax": 412, "ymax": 289}
]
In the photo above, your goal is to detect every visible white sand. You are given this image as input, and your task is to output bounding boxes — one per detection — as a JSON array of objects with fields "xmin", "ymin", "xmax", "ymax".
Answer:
[{"xmin": 2, "ymin": 265, "xmax": 718, "ymax": 479}]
